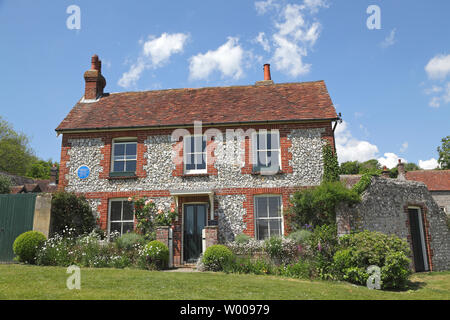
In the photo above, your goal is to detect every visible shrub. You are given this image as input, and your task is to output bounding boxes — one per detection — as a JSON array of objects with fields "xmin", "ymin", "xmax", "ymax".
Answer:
[
  {"xmin": 333, "ymin": 230, "xmax": 412, "ymax": 290},
  {"xmin": 140, "ymin": 240, "xmax": 169, "ymax": 270},
  {"xmin": 13, "ymin": 231, "xmax": 46, "ymax": 264},
  {"xmin": 307, "ymin": 224, "xmax": 339, "ymax": 279},
  {"xmin": 226, "ymin": 238, "xmax": 264, "ymax": 256},
  {"xmin": 278, "ymin": 260, "xmax": 313, "ymax": 279},
  {"xmin": 224, "ymin": 256, "xmax": 274, "ymax": 275},
  {"xmin": 287, "ymin": 229, "xmax": 312, "ymax": 245},
  {"xmin": 115, "ymin": 232, "xmax": 147, "ymax": 251},
  {"xmin": 287, "ymin": 181, "xmax": 360, "ymax": 229},
  {"xmin": 0, "ymin": 174, "xmax": 11, "ymax": 194},
  {"xmin": 234, "ymin": 233, "xmax": 251, "ymax": 244},
  {"xmin": 202, "ymin": 245, "xmax": 234, "ymax": 272},
  {"xmin": 50, "ymin": 191, "xmax": 96, "ymax": 237},
  {"xmin": 264, "ymin": 236, "xmax": 298, "ymax": 265}
]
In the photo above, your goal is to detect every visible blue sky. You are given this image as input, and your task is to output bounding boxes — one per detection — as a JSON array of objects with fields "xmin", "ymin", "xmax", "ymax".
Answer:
[{"xmin": 0, "ymin": 0, "xmax": 449, "ymax": 169}]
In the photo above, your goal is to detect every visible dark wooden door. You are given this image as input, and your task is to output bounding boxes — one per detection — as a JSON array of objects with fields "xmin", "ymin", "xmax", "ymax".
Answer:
[
  {"xmin": 183, "ymin": 204, "xmax": 207, "ymax": 263},
  {"xmin": 408, "ymin": 208, "xmax": 429, "ymax": 272}
]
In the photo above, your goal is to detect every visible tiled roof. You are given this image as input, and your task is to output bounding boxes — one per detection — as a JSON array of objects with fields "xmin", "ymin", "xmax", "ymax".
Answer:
[
  {"xmin": 55, "ymin": 81, "xmax": 338, "ymax": 132},
  {"xmin": 405, "ymin": 170, "xmax": 450, "ymax": 191}
]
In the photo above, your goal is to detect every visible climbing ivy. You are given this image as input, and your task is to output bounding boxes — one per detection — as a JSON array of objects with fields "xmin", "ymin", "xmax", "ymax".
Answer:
[
  {"xmin": 322, "ymin": 144, "xmax": 340, "ymax": 183},
  {"xmin": 351, "ymin": 171, "xmax": 380, "ymax": 195}
]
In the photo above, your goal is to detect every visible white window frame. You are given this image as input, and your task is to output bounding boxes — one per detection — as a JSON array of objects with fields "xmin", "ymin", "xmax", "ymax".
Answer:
[
  {"xmin": 111, "ymin": 138, "xmax": 137, "ymax": 173},
  {"xmin": 108, "ymin": 198, "xmax": 135, "ymax": 237},
  {"xmin": 251, "ymin": 130, "xmax": 282, "ymax": 173},
  {"xmin": 183, "ymin": 134, "xmax": 207, "ymax": 174},
  {"xmin": 254, "ymin": 195, "xmax": 283, "ymax": 240}
]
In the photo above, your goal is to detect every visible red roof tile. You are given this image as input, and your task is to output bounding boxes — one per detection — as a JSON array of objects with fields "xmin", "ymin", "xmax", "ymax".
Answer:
[
  {"xmin": 406, "ymin": 170, "xmax": 450, "ymax": 191},
  {"xmin": 56, "ymin": 81, "xmax": 338, "ymax": 132}
]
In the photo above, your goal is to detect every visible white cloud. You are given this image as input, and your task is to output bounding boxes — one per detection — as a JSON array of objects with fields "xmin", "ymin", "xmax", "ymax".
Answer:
[
  {"xmin": 419, "ymin": 158, "xmax": 439, "ymax": 170},
  {"xmin": 335, "ymin": 121, "xmax": 379, "ymax": 163},
  {"xmin": 425, "ymin": 54, "xmax": 450, "ymax": 80},
  {"xmin": 255, "ymin": 0, "xmax": 279, "ymax": 15},
  {"xmin": 118, "ymin": 33, "xmax": 189, "ymax": 88},
  {"xmin": 269, "ymin": 3, "xmax": 324, "ymax": 77},
  {"xmin": 302, "ymin": 0, "xmax": 329, "ymax": 13},
  {"xmin": 378, "ymin": 153, "xmax": 406, "ymax": 169},
  {"xmin": 189, "ymin": 37, "xmax": 245, "ymax": 81},
  {"xmin": 429, "ymin": 96, "xmax": 441, "ymax": 108},
  {"xmin": 254, "ymin": 32, "xmax": 271, "ymax": 52},
  {"xmin": 380, "ymin": 28, "xmax": 396, "ymax": 48},
  {"xmin": 400, "ymin": 141, "xmax": 408, "ymax": 153}
]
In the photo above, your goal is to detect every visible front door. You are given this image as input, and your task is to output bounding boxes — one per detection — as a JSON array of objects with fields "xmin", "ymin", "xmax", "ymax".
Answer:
[
  {"xmin": 408, "ymin": 208, "xmax": 429, "ymax": 272},
  {"xmin": 184, "ymin": 204, "xmax": 207, "ymax": 263}
]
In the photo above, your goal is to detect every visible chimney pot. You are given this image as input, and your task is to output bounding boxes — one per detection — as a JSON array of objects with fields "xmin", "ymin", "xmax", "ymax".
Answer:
[
  {"xmin": 264, "ymin": 64, "xmax": 271, "ymax": 81},
  {"xmin": 397, "ymin": 160, "xmax": 406, "ymax": 181},
  {"xmin": 84, "ymin": 54, "xmax": 106, "ymax": 100}
]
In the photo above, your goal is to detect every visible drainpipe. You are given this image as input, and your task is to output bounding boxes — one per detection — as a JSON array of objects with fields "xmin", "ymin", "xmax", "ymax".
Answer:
[{"xmin": 332, "ymin": 113, "xmax": 342, "ymax": 154}]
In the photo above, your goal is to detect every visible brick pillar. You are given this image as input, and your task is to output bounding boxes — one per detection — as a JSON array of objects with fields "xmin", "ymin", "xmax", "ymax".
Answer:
[
  {"xmin": 156, "ymin": 226, "xmax": 170, "ymax": 248},
  {"xmin": 203, "ymin": 226, "xmax": 219, "ymax": 250}
]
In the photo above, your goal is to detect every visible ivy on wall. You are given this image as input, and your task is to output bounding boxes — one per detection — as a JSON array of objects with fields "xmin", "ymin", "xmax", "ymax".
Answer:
[{"xmin": 322, "ymin": 144, "xmax": 340, "ymax": 183}]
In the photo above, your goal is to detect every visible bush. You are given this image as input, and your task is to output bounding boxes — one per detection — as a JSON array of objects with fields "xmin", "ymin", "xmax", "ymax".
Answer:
[
  {"xmin": 0, "ymin": 175, "xmax": 11, "ymax": 194},
  {"xmin": 224, "ymin": 256, "xmax": 274, "ymax": 275},
  {"xmin": 287, "ymin": 229, "xmax": 312, "ymax": 245},
  {"xmin": 115, "ymin": 232, "xmax": 147, "ymax": 251},
  {"xmin": 278, "ymin": 260, "xmax": 313, "ymax": 279},
  {"xmin": 234, "ymin": 233, "xmax": 251, "ymax": 244},
  {"xmin": 287, "ymin": 181, "xmax": 360, "ymax": 229},
  {"xmin": 13, "ymin": 231, "xmax": 46, "ymax": 264},
  {"xmin": 333, "ymin": 230, "xmax": 412, "ymax": 290},
  {"xmin": 50, "ymin": 191, "xmax": 96, "ymax": 237},
  {"xmin": 307, "ymin": 224, "xmax": 339, "ymax": 279},
  {"xmin": 264, "ymin": 236, "xmax": 298, "ymax": 265},
  {"xmin": 202, "ymin": 245, "xmax": 234, "ymax": 272},
  {"xmin": 226, "ymin": 238, "xmax": 264, "ymax": 257},
  {"xmin": 140, "ymin": 240, "xmax": 169, "ymax": 270}
]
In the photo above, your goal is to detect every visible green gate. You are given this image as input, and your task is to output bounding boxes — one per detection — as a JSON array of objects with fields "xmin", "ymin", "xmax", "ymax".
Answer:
[{"xmin": 0, "ymin": 194, "xmax": 37, "ymax": 263}]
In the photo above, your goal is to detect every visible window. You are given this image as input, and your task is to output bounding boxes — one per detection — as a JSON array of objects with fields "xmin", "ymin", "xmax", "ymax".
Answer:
[
  {"xmin": 109, "ymin": 199, "xmax": 134, "ymax": 236},
  {"xmin": 254, "ymin": 195, "xmax": 283, "ymax": 240},
  {"xmin": 252, "ymin": 130, "xmax": 281, "ymax": 173},
  {"xmin": 111, "ymin": 140, "xmax": 137, "ymax": 175},
  {"xmin": 184, "ymin": 135, "xmax": 207, "ymax": 174}
]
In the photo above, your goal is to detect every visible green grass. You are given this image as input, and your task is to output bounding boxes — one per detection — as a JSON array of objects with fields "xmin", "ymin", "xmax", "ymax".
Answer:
[{"xmin": 0, "ymin": 264, "xmax": 449, "ymax": 300}]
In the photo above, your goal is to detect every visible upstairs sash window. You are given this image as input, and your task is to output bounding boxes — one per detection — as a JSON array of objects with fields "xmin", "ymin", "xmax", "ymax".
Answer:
[
  {"xmin": 112, "ymin": 140, "xmax": 137, "ymax": 174},
  {"xmin": 184, "ymin": 135, "xmax": 207, "ymax": 174},
  {"xmin": 252, "ymin": 130, "xmax": 281, "ymax": 174}
]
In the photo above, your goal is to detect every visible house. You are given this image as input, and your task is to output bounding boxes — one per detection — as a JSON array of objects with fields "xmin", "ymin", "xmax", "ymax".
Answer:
[
  {"xmin": 405, "ymin": 170, "xmax": 450, "ymax": 215},
  {"xmin": 55, "ymin": 55, "xmax": 340, "ymax": 265},
  {"xmin": 337, "ymin": 162, "xmax": 450, "ymax": 271},
  {"xmin": 0, "ymin": 167, "xmax": 58, "ymax": 194}
]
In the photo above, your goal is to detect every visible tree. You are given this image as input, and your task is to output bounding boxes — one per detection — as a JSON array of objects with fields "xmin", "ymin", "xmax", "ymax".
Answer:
[
  {"xmin": 27, "ymin": 159, "xmax": 58, "ymax": 180},
  {"xmin": 339, "ymin": 161, "xmax": 360, "ymax": 175},
  {"xmin": 437, "ymin": 136, "xmax": 450, "ymax": 169},
  {"xmin": 0, "ymin": 116, "xmax": 36, "ymax": 176},
  {"xmin": 0, "ymin": 175, "xmax": 11, "ymax": 194},
  {"xmin": 359, "ymin": 159, "xmax": 381, "ymax": 173}
]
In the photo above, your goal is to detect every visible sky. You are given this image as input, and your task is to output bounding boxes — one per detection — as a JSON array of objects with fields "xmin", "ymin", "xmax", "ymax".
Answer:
[{"xmin": 0, "ymin": 0, "xmax": 449, "ymax": 169}]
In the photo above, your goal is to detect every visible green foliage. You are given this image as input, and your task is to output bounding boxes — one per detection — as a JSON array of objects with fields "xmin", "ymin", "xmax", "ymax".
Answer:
[
  {"xmin": 307, "ymin": 224, "xmax": 340, "ymax": 279},
  {"xmin": 322, "ymin": 144, "xmax": 340, "ymax": 182},
  {"xmin": 26, "ymin": 160, "xmax": 58, "ymax": 180},
  {"xmin": 140, "ymin": 240, "xmax": 169, "ymax": 270},
  {"xmin": 234, "ymin": 233, "xmax": 251, "ymax": 244},
  {"xmin": 278, "ymin": 260, "xmax": 313, "ymax": 279},
  {"xmin": 224, "ymin": 257, "xmax": 275, "ymax": 275},
  {"xmin": 131, "ymin": 196, "xmax": 176, "ymax": 240},
  {"xmin": 263, "ymin": 236, "xmax": 298, "ymax": 265},
  {"xmin": 115, "ymin": 232, "xmax": 147, "ymax": 251},
  {"xmin": 359, "ymin": 159, "xmax": 381, "ymax": 174},
  {"xmin": 287, "ymin": 229, "xmax": 312, "ymax": 245},
  {"xmin": 339, "ymin": 161, "xmax": 360, "ymax": 175},
  {"xmin": 351, "ymin": 172, "xmax": 379, "ymax": 195},
  {"xmin": 202, "ymin": 245, "xmax": 235, "ymax": 272},
  {"xmin": 288, "ymin": 181, "xmax": 360, "ymax": 228},
  {"xmin": 0, "ymin": 174, "xmax": 11, "ymax": 194},
  {"xmin": 0, "ymin": 116, "xmax": 36, "ymax": 176},
  {"xmin": 50, "ymin": 191, "xmax": 96, "ymax": 237},
  {"xmin": 13, "ymin": 231, "xmax": 46, "ymax": 264},
  {"xmin": 333, "ymin": 230, "xmax": 412, "ymax": 290},
  {"xmin": 437, "ymin": 135, "xmax": 449, "ymax": 169}
]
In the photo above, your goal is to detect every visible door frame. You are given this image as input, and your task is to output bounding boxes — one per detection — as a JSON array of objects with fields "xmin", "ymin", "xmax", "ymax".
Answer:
[
  {"xmin": 181, "ymin": 202, "xmax": 209, "ymax": 264},
  {"xmin": 408, "ymin": 206, "xmax": 430, "ymax": 272}
]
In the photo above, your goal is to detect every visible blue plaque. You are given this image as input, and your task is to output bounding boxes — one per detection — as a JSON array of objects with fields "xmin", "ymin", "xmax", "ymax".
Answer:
[{"xmin": 77, "ymin": 166, "xmax": 90, "ymax": 179}]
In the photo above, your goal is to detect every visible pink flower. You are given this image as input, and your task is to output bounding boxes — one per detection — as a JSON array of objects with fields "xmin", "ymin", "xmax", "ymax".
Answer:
[
  {"xmin": 158, "ymin": 209, "xmax": 163, "ymax": 214},
  {"xmin": 145, "ymin": 200, "xmax": 150, "ymax": 205},
  {"xmin": 317, "ymin": 241, "xmax": 322, "ymax": 252},
  {"xmin": 170, "ymin": 208, "xmax": 175, "ymax": 213},
  {"xmin": 149, "ymin": 199, "xmax": 154, "ymax": 203},
  {"xmin": 127, "ymin": 197, "xmax": 132, "ymax": 202}
]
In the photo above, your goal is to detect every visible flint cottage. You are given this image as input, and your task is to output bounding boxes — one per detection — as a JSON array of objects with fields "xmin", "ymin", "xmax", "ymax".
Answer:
[{"xmin": 55, "ymin": 55, "xmax": 340, "ymax": 265}]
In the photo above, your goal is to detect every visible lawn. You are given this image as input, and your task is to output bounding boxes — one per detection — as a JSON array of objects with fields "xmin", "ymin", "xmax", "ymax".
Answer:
[{"xmin": 0, "ymin": 264, "xmax": 449, "ymax": 300}]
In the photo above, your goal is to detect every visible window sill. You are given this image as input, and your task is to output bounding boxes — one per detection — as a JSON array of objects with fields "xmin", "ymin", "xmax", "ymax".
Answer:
[
  {"xmin": 108, "ymin": 172, "xmax": 138, "ymax": 180},
  {"xmin": 181, "ymin": 173, "xmax": 210, "ymax": 177},
  {"xmin": 251, "ymin": 169, "xmax": 284, "ymax": 176}
]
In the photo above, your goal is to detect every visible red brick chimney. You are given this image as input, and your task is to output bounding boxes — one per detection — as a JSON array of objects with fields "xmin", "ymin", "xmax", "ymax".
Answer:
[
  {"xmin": 255, "ymin": 64, "xmax": 274, "ymax": 86},
  {"xmin": 84, "ymin": 54, "xmax": 106, "ymax": 100},
  {"xmin": 397, "ymin": 159, "xmax": 406, "ymax": 180}
]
